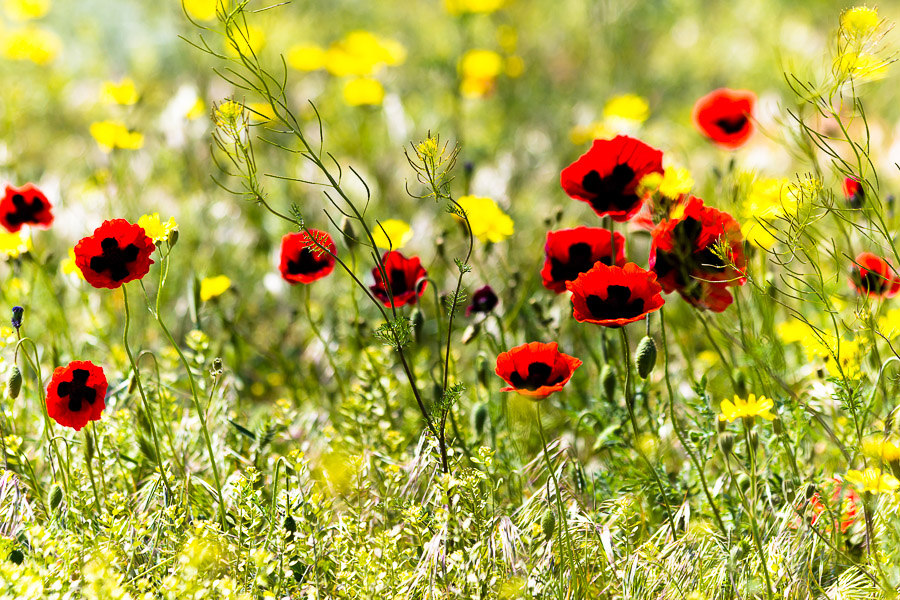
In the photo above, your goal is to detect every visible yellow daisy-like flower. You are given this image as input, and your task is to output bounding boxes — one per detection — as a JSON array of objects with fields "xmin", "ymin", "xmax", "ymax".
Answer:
[
  {"xmin": 861, "ymin": 437, "xmax": 900, "ymax": 464},
  {"xmin": 1, "ymin": 25, "xmax": 61, "ymax": 64},
  {"xmin": 0, "ymin": 230, "xmax": 31, "ymax": 259},
  {"xmin": 137, "ymin": 213, "xmax": 178, "ymax": 244},
  {"xmin": 603, "ymin": 94, "xmax": 650, "ymax": 124},
  {"xmin": 372, "ymin": 219, "xmax": 413, "ymax": 250},
  {"xmin": 841, "ymin": 6, "xmax": 879, "ymax": 39},
  {"xmin": 342, "ymin": 77, "xmax": 384, "ymax": 107},
  {"xmin": 200, "ymin": 275, "xmax": 231, "ymax": 302},
  {"xmin": 878, "ymin": 308, "xmax": 900, "ymax": 339},
  {"xmin": 444, "ymin": 0, "xmax": 504, "ymax": 15},
  {"xmin": 287, "ymin": 43, "xmax": 326, "ymax": 71},
  {"xmin": 183, "ymin": 0, "xmax": 218, "ymax": 21},
  {"xmin": 61, "ymin": 247, "xmax": 84, "ymax": 280},
  {"xmin": 804, "ymin": 337, "xmax": 862, "ymax": 379},
  {"xmin": 460, "ymin": 49, "xmax": 503, "ymax": 80},
  {"xmin": 89, "ymin": 120, "xmax": 144, "ymax": 152},
  {"xmin": 845, "ymin": 467, "xmax": 900, "ymax": 494},
  {"xmin": 3, "ymin": 0, "xmax": 50, "ymax": 20},
  {"xmin": 639, "ymin": 166, "xmax": 693, "ymax": 199},
  {"xmin": 718, "ymin": 394, "xmax": 776, "ymax": 423},
  {"xmin": 100, "ymin": 78, "xmax": 138, "ymax": 105},
  {"xmin": 776, "ymin": 320, "xmax": 808, "ymax": 344},
  {"xmin": 456, "ymin": 195, "xmax": 514, "ymax": 243},
  {"xmin": 324, "ymin": 31, "xmax": 405, "ymax": 77},
  {"xmin": 741, "ymin": 178, "xmax": 795, "ymax": 249}
]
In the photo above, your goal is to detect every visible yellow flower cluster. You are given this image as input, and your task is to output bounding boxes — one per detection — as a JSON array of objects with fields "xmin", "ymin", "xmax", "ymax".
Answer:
[
  {"xmin": 100, "ymin": 78, "xmax": 139, "ymax": 105},
  {"xmin": 0, "ymin": 230, "xmax": 31, "ymax": 259},
  {"xmin": 138, "ymin": 213, "xmax": 178, "ymax": 244},
  {"xmin": 741, "ymin": 177, "xmax": 796, "ymax": 249},
  {"xmin": 4, "ymin": 0, "xmax": 50, "ymax": 20},
  {"xmin": 844, "ymin": 467, "xmax": 899, "ymax": 494},
  {"xmin": 90, "ymin": 120, "xmax": 144, "ymax": 152},
  {"xmin": 638, "ymin": 166, "xmax": 694, "ymax": 200},
  {"xmin": 570, "ymin": 94, "xmax": 651, "ymax": 144},
  {"xmin": 372, "ymin": 219, "xmax": 413, "ymax": 250},
  {"xmin": 444, "ymin": 0, "xmax": 505, "ymax": 15},
  {"xmin": 1, "ymin": 25, "xmax": 60, "ymax": 64},
  {"xmin": 200, "ymin": 275, "xmax": 231, "ymax": 302},
  {"xmin": 456, "ymin": 196, "xmax": 514, "ymax": 243},
  {"xmin": 862, "ymin": 437, "xmax": 900, "ymax": 464},
  {"xmin": 718, "ymin": 394, "xmax": 776, "ymax": 423}
]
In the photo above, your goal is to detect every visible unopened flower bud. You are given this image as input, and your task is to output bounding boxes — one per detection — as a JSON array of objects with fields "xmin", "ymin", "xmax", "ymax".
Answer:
[
  {"xmin": 804, "ymin": 483, "xmax": 816, "ymax": 500},
  {"xmin": 635, "ymin": 336, "xmax": 657, "ymax": 379},
  {"xmin": 773, "ymin": 416, "xmax": 783, "ymax": 436},
  {"xmin": 6, "ymin": 366, "xmax": 22, "ymax": 399},
  {"xmin": 10, "ymin": 306, "xmax": 23, "ymax": 330},
  {"xmin": 412, "ymin": 308, "xmax": 425, "ymax": 344},
  {"xmin": 340, "ymin": 216, "xmax": 356, "ymax": 250},
  {"xmin": 168, "ymin": 228, "xmax": 179, "ymax": 248},
  {"xmin": 733, "ymin": 370, "xmax": 748, "ymax": 397},
  {"xmin": 472, "ymin": 402, "xmax": 489, "ymax": 436},
  {"xmin": 541, "ymin": 509, "xmax": 556, "ymax": 539},
  {"xmin": 601, "ymin": 365, "xmax": 617, "ymax": 401},
  {"xmin": 748, "ymin": 429, "xmax": 759, "ymax": 452},
  {"xmin": 477, "ymin": 354, "xmax": 490, "ymax": 388},
  {"xmin": 718, "ymin": 432, "xmax": 734, "ymax": 455},
  {"xmin": 717, "ymin": 417, "xmax": 727, "ymax": 434}
]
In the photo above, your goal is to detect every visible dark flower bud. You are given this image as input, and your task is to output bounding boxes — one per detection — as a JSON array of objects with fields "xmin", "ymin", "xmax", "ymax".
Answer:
[
  {"xmin": 466, "ymin": 285, "xmax": 499, "ymax": 317},
  {"xmin": 473, "ymin": 402, "xmax": 489, "ymax": 436},
  {"xmin": 635, "ymin": 336, "xmax": 657, "ymax": 379},
  {"xmin": 601, "ymin": 365, "xmax": 617, "ymax": 401},
  {"xmin": 6, "ymin": 366, "xmax": 22, "ymax": 400},
  {"xmin": 733, "ymin": 370, "xmax": 748, "ymax": 397},
  {"xmin": 340, "ymin": 216, "xmax": 356, "ymax": 250},
  {"xmin": 168, "ymin": 228, "xmax": 179, "ymax": 248},
  {"xmin": 48, "ymin": 483, "xmax": 64, "ymax": 512},
  {"xmin": 718, "ymin": 432, "xmax": 734, "ymax": 455},
  {"xmin": 541, "ymin": 509, "xmax": 556, "ymax": 539},
  {"xmin": 477, "ymin": 354, "xmax": 490, "ymax": 388},
  {"xmin": 212, "ymin": 357, "xmax": 224, "ymax": 376},
  {"xmin": 805, "ymin": 483, "xmax": 816, "ymax": 500},
  {"xmin": 411, "ymin": 308, "xmax": 425, "ymax": 344},
  {"xmin": 11, "ymin": 306, "xmax": 23, "ymax": 330},
  {"xmin": 772, "ymin": 416, "xmax": 783, "ymax": 436}
]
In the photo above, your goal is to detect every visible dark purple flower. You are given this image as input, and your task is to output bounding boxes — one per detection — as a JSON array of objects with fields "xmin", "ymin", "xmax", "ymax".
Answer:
[
  {"xmin": 467, "ymin": 285, "xmax": 499, "ymax": 317},
  {"xmin": 11, "ymin": 306, "xmax": 23, "ymax": 330}
]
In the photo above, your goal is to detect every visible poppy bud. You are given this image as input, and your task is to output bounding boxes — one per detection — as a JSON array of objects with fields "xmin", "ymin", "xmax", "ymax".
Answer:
[
  {"xmin": 412, "ymin": 308, "xmax": 425, "ymax": 344},
  {"xmin": 461, "ymin": 322, "xmax": 480, "ymax": 345},
  {"xmin": 48, "ymin": 483, "xmax": 64, "ymax": 512},
  {"xmin": 6, "ymin": 366, "xmax": 21, "ymax": 400},
  {"xmin": 772, "ymin": 416, "xmax": 783, "ymax": 436},
  {"xmin": 472, "ymin": 402, "xmax": 489, "ymax": 436},
  {"xmin": 635, "ymin": 336, "xmax": 657, "ymax": 379},
  {"xmin": 718, "ymin": 432, "xmax": 734, "ymax": 455},
  {"xmin": 748, "ymin": 429, "xmax": 758, "ymax": 452},
  {"xmin": 804, "ymin": 483, "xmax": 816, "ymax": 500},
  {"xmin": 541, "ymin": 509, "xmax": 556, "ymax": 539},
  {"xmin": 601, "ymin": 365, "xmax": 617, "ymax": 401},
  {"xmin": 10, "ymin": 306, "xmax": 23, "ymax": 330},
  {"xmin": 733, "ymin": 370, "xmax": 748, "ymax": 397},
  {"xmin": 284, "ymin": 515, "xmax": 297, "ymax": 533},
  {"xmin": 477, "ymin": 355, "xmax": 490, "ymax": 388},
  {"xmin": 340, "ymin": 216, "xmax": 356, "ymax": 250}
]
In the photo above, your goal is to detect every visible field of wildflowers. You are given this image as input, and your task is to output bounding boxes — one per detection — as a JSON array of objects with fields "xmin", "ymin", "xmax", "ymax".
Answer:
[{"xmin": 1, "ymin": 0, "xmax": 900, "ymax": 597}]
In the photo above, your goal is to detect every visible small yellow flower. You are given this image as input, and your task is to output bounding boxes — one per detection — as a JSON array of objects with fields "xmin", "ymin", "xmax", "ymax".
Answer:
[
  {"xmin": 1, "ymin": 25, "xmax": 61, "ymax": 64},
  {"xmin": 200, "ymin": 275, "xmax": 231, "ymax": 302},
  {"xmin": 841, "ymin": 6, "xmax": 879, "ymax": 39},
  {"xmin": 443, "ymin": 0, "xmax": 504, "ymax": 15},
  {"xmin": 603, "ymin": 94, "xmax": 650, "ymax": 124},
  {"xmin": 0, "ymin": 230, "xmax": 31, "ymax": 259},
  {"xmin": 718, "ymin": 393, "xmax": 776, "ymax": 423},
  {"xmin": 460, "ymin": 49, "xmax": 503, "ymax": 80},
  {"xmin": 325, "ymin": 31, "xmax": 405, "ymax": 77},
  {"xmin": 3, "ymin": 0, "xmax": 50, "ymax": 20},
  {"xmin": 456, "ymin": 195, "xmax": 514, "ymax": 243},
  {"xmin": 342, "ymin": 77, "xmax": 384, "ymax": 106},
  {"xmin": 89, "ymin": 120, "xmax": 144, "ymax": 152},
  {"xmin": 100, "ymin": 78, "xmax": 138, "ymax": 105},
  {"xmin": 372, "ymin": 219, "xmax": 413, "ymax": 250},
  {"xmin": 246, "ymin": 102, "xmax": 275, "ymax": 123},
  {"xmin": 137, "ymin": 213, "xmax": 178, "ymax": 244},
  {"xmin": 862, "ymin": 437, "xmax": 900, "ymax": 464},
  {"xmin": 287, "ymin": 43, "xmax": 326, "ymax": 71},
  {"xmin": 776, "ymin": 320, "xmax": 808, "ymax": 344},
  {"xmin": 225, "ymin": 23, "xmax": 265, "ymax": 58},
  {"xmin": 835, "ymin": 50, "xmax": 889, "ymax": 82},
  {"xmin": 639, "ymin": 166, "xmax": 693, "ymax": 199},
  {"xmin": 741, "ymin": 178, "xmax": 795, "ymax": 249},
  {"xmin": 61, "ymin": 247, "xmax": 84, "ymax": 279},
  {"xmin": 845, "ymin": 467, "xmax": 900, "ymax": 494},
  {"xmin": 878, "ymin": 308, "xmax": 900, "ymax": 339},
  {"xmin": 183, "ymin": 0, "xmax": 218, "ymax": 21}
]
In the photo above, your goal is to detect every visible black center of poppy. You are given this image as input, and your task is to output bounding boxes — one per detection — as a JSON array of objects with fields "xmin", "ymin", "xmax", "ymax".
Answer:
[
  {"xmin": 581, "ymin": 164, "xmax": 638, "ymax": 212},
  {"xmin": 854, "ymin": 268, "xmax": 886, "ymax": 294},
  {"xmin": 714, "ymin": 115, "xmax": 747, "ymax": 135},
  {"xmin": 550, "ymin": 242, "xmax": 605, "ymax": 284},
  {"xmin": 584, "ymin": 284, "xmax": 646, "ymax": 321},
  {"xmin": 57, "ymin": 369, "xmax": 97, "ymax": 413},
  {"xmin": 508, "ymin": 361, "xmax": 564, "ymax": 391},
  {"xmin": 287, "ymin": 248, "xmax": 327, "ymax": 276},
  {"xmin": 90, "ymin": 237, "xmax": 140, "ymax": 282},
  {"xmin": 6, "ymin": 193, "xmax": 44, "ymax": 227},
  {"xmin": 387, "ymin": 268, "xmax": 412, "ymax": 296}
]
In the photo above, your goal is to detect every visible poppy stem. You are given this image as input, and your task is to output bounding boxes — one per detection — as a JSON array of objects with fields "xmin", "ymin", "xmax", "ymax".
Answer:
[
  {"xmin": 84, "ymin": 428, "xmax": 103, "ymax": 513},
  {"xmin": 121, "ymin": 285, "xmax": 174, "ymax": 503}
]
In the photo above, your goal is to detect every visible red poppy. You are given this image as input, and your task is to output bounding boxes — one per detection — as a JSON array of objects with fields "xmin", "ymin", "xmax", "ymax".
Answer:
[
  {"xmin": 279, "ymin": 230, "xmax": 337, "ymax": 284},
  {"xmin": 495, "ymin": 341, "xmax": 582, "ymax": 399},
  {"xmin": 46, "ymin": 360, "xmax": 108, "ymax": 431},
  {"xmin": 370, "ymin": 251, "xmax": 427, "ymax": 307},
  {"xmin": 467, "ymin": 285, "xmax": 499, "ymax": 316},
  {"xmin": 691, "ymin": 88, "xmax": 756, "ymax": 149},
  {"xmin": 809, "ymin": 479, "xmax": 861, "ymax": 534},
  {"xmin": 566, "ymin": 262, "xmax": 664, "ymax": 327},
  {"xmin": 0, "ymin": 184, "xmax": 54, "ymax": 233},
  {"xmin": 850, "ymin": 252, "xmax": 900, "ymax": 298},
  {"xmin": 541, "ymin": 227, "xmax": 626, "ymax": 293},
  {"xmin": 843, "ymin": 177, "xmax": 865, "ymax": 208},
  {"xmin": 74, "ymin": 219, "xmax": 155, "ymax": 289},
  {"xmin": 560, "ymin": 135, "xmax": 664, "ymax": 222},
  {"xmin": 649, "ymin": 196, "xmax": 746, "ymax": 312}
]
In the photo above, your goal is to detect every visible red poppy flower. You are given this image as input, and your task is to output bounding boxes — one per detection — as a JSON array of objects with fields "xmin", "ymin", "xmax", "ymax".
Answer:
[
  {"xmin": 466, "ymin": 285, "xmax": 498, "ymax": 316},
  {"xmin": 691, "ymin": 88, "xmax": 756, "ymax": 149},
  {"xmin": 370, "ymin": 251, "xmax": 428, "ymax": 307},
  {"xmin": 279, "ymin": 230, "xmax": 337, "ymax": 284},
  {"xmin": 809, "ymin": 479, "xmax": 861, "ymax": 534},
  {"xmin": 566, "ymin": 262, "xmax": 664, "ymax": 327},
  {"xmin": 541, "ymin": 227, "xmax": 626, "ymax": 293},
  {"xmin": 74, "ymin": 219, "xmax": 155, "ymax": 289},
  {"xmin": 649, "ymin": 196, "xmax": 746, "ymax": 312},
  {"xmin": 843, "ymin": 177, "xmax": 865, "ymax": 208},
  {"xmin": 495, "ymin": 341, "xmax": 582, "ymax": 399},
  {"xmin": 0, "ymin": 184, "xmax": 54, "ymax": 233},
  {"xmin": 850, "ymin": 252, "xmax": 900, "ymax": 298},
  {"xmin": 46, "ymin": 360, "xmax": 108, "ymax": 431},
  {"xmin": 560, "ymin": 135, "xmax": 664, "ymax": 222}
]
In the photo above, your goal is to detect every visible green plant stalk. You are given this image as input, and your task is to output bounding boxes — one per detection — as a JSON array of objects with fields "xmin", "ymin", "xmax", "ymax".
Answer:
[{"xmin": 742, "ymin": 424, "xmax": 775, "ymax": 600}]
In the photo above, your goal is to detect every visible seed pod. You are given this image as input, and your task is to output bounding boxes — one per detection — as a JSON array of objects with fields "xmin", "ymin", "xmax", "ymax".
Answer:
[
  {"xmin": 6, "ymin": 366, "xmax": 22, "ymax": 400},
  {"xmin": 601, "ymin": 365, "xmax": 617, "ymax": 401},
  {"xmin": 635, "ymin": 336, "xmax": 657, "ymax": 379},
  {"xmin": 472, "ymin": 402, "xmax": 489, "ymax": 436},
  {"xmin": 541, "ymin": 510, "xmax": 556, "ymax": 539},
  {"xmin": 772, "ymin": 416, "xmax": 783, "ymax": 436},
  {"xmin": 340, "ymin": 216, "xmax": 356, "ymax": 250},
  {"xmin": 48, "ymin": 483, "xmax": 64, "ymax": 512},
  {"xmin": 718, "ymin": 432, "xmax": 734, "ymax": 455}
]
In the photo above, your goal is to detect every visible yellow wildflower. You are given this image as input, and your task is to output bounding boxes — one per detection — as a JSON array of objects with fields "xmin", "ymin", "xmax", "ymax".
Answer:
[
  {"xmin": 287, "ymin": 43, "xmax": 326, "ymax": 71},
  {"xmin": 325, "ymin": 31, "xmax": 405, "ymax": 77},
  {"xmin": 718, "ymin": 394, "xmax": 776, "ymax": 423},
  {"xmin": 372, "ymin": 219, "xmax": 413, "ymax": 250},
  {"xmin": 878, "ymin": 307, "xmax": 900, "ymax": 338},
  {"xmin": 603, "ymin": 94, "xmax": 650, "ymax": 124},
  {"xmin": 246, "ymin": 102, "xmax": 275, "ymax": 123},
  {"xmin": 0, "ymin": 230, "xmax": 31, "ymax": 259},
  {"xmin": 776, "ymin": 320, "xmax": 808, "ymax": 344},
  {"xmin": 342, "ymin": 77, "xmax": 384, "ymax": 106},
  {"xmin": 568, "ymin": 122, "xmax": 613, "ymax": 145},
  {"xmin": 835, "ymin": 50, "xmax": 889, "ymax": 82},
  {"xmin": 741, "ymin": 178, "xmax": 795, "ymax": 249},
  {"xmin": 460, "ymin": 49, "xmax": 503, "ymax": 80},
  {"xmin": 3, "ymin": 0, "xmax": 50, "ymax": 20},
  {"xmin": 186, "ymin": 97, "xmax": 205, "ymax": 120},
  {"xmin": 90, "ymin": 121, "xmax": 144, "ymax": 152},
  {"xmin": 183, "ymin": 0, "xmax": 219, "ymax": 21},
  {"xmin": 444, "ymin": 0, "xmax": 504, "ymax": 14},
  {"xmin": 841, "ymin": 6, "xmax": 879, "ymax": 39},
  {"xmin": 862, "ymin": 437, "xmax": 900, "ymax": 463},
  {"xmin": 100, "ymin": 78, "xmax": 139, "ymax": 105},
  {"xmin": 845, "ymin": 467, "xmax": 900, "ymax": 494},
  {"xmin": 137, "ymin": 213, "xmax": 177, "ymax": 244},
  {"xmin": 639, "ymin": 166, "xmax": 693, "ymax": 199},
  {"xmin": 200, "ymin": 275, "xmax": 231, "ymax": 302},
  {"xmin": 1, "ymin": 25, "xmax": 60, "ymax": 64},
  {"xmin": 61, "ymin": 247, "xmax": 84, "ymax": 279},
  {"xmin": 225, "ymin": 23, "xmax": 265, "ymax": 58},
  {"xmin": 456, "ymin": 195, "xmax": 514, "ymax": 243}
]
